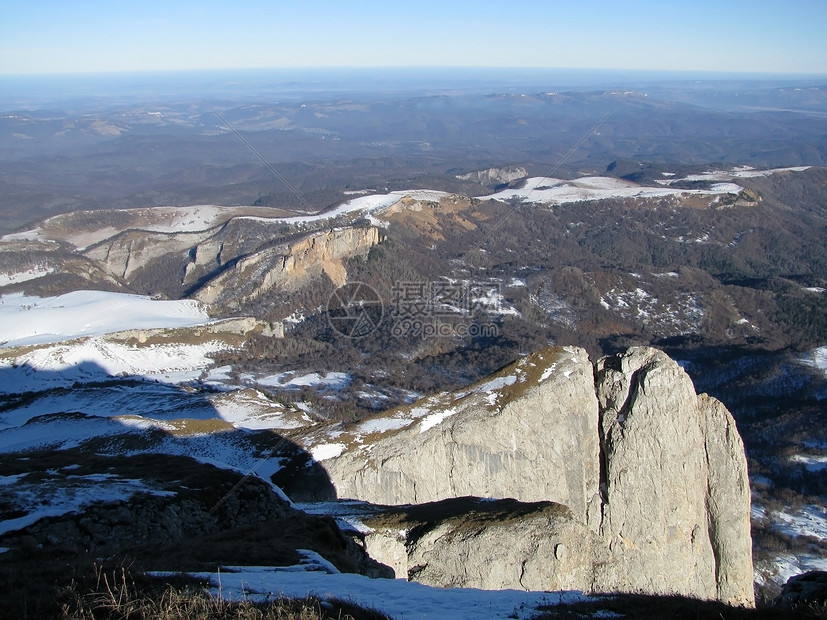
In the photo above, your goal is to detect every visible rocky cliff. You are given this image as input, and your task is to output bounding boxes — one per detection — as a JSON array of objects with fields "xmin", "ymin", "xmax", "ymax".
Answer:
[
  {"xmin": 591, "ymin": 347, "xmax": 753, "ymax": 605},
  {"xmin": 69, "ymin": 212, "xmax": 380, "ymax": 306},
  {"xmin": 309, "ymin": 346, "xmax": 754, "ymax": 606},
  {"xmin": 194, "ymin": 226, "xmax": 380, "ymax": 307},
  {"xmin": 316, "ymin": 348, "xmax": 598, "ymax": 520},
  {"xmin": 456, "ymin": 166, "xmax": 528, "ymax": 185}
]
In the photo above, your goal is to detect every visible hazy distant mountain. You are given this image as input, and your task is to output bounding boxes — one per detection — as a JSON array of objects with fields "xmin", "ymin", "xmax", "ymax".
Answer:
[{"xmin": 1, "ymin": 71, "xmax": 825, "ymax": 234}]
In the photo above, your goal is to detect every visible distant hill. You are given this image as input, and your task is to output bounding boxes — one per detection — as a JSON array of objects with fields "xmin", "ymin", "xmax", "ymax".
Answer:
[{"xmin": 1, "ymin": 79, "xmax": 826, "ymax": 234}]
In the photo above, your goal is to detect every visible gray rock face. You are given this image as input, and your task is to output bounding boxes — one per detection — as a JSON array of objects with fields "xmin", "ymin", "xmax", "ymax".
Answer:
[
  {"xmin": 363, "ymin": 498, "xmax": 611, "ymax": 592},
  {"xmin": 456, "ymin": 166, "xmax": 528, "ymax": 185},
  {"xmin": 312, "ymin": 346, "xmax": 754, "ymax": 606},
  {"xmin": 700, "ymin": 395, "xmax": 755, "ymax": 606},
  {"xmin": 320, "ymin": 347, "xmax": 599, "ymax": 522},
  {"xmin": 593, "ymin": 347, "xmax": 715, "ymax": 597},
  {"xmin": 592, "ymin": 347, "xmax": 752, "ymax": 606},
  {"xmin": 596, "ymin": 349, "xmax": 749, "ymax": 598}
]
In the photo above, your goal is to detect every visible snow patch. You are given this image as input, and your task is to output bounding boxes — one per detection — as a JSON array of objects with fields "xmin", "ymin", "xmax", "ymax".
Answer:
[
  {"xmin": 0, "ymin": 474, "xmax": 176, "ymax": 536},
  {"xmin": 539, "ymin": 364, "xmax": 558, "ymax": 383},
  {"xmin": 311, "ymin": 443, "xmax": 345, "ymax": 462},
  {"xmin": 472, "ymin": 374, "xmax": 517, "ymax": 395},
  {"xmin": 184, "ymin": 565, "xmax": 589, "ymax": 620},
  {"xmin": 790, "ymin": 454, "xmax": 827, "ymax": 472},
  {"xmin": 0, "ymin": 337, "xmax": 227, "ymax": 394},
  {"xmin": 480, "ymin": 175, "xmax": 746, "ymax": 205},
  {"xmin": 0, "ymin": 265, "xmax": 55, "ymax": 286},
  {"xmin": 773, "ymin": 504, "xmax": 827, "ymax": 540},
  {"xmin": 256, "ymin": 371, "xmax": 350, "ymax": 390},
  {"xmin": 661, "ymin": 166, "xmax": 810, "ymax": 185},
  {"xmin": 357, "ymin": 417, "xmax": 411, "ymax": 434},
  {"xmin": 420, "ymin": 408, "xmax": 458, "ymax": 433},
  {"xmin": 800, "ymin": 346, "xmax": 827, "ymax": 379},
  {"xmin": 0, "ymin": 290, "xmax": 212, "ymax": 348}
]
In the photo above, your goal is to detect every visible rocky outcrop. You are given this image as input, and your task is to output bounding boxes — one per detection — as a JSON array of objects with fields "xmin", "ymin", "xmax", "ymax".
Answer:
[
  {"xmin": 1, "ymin": 477, "xmax": 289, "ymax": 553},
  {"xmin": 456, "ymin": 166, "xmax": 527, "ymax": 185},
  {"xmin": 85, "ymin": 229, "xmax": 205, "ymax": 279},
  {"xmin": 317, "ymin": 347, "xmax": 599, "ymax": 522},
  {"xmin": 699, "ymin": 395, "xmax": 755, "ymax": 606},
  {"xmin": 106, "ymin": 316, "xmax": 263, "ymax": 343},
  {"xmin": 0, "ymin": 455, "xmax": 382, "ymax": 576},
  {"xmin": 591, "ymin": 347, "xmax": 753, "ymax": 606},
  {"xmin": 77, "ymin": 214, "xmax": 379, "ymax": 307},
  {"xmin": 309, "ymin": 346, "xmax": 754, "ymax": 606},
  {"xmin": 362, "ymin": 497, "xmax": 611, "ymax": 591},
  {"xmin": 774, "ymin": 571, "xmax": 827, "ymax": 609},
  {"xmin": 194, "ymin": 226, "xmax": 380, "ymax": 306}
]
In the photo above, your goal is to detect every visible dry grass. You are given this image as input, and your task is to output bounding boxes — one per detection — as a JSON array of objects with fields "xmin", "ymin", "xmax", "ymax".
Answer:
[
  {"xmin": 0, "ymin": 559, "xmax": 390, "ymax": 620},
  {"xmin": 60, "ymin": 566, "xmax": 383, "ymax": 620}
]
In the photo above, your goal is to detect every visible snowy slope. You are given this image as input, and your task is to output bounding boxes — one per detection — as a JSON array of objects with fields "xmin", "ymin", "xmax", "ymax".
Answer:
[
  {"xmin": 0, "ymin": 290, "xmax": 212, "ymax": 347},
  {"xmin": 481, "ymin": 175, "xmax": 743, "ymax": 205},
  {"xmin": 0, "ymin": 265, "xmax": 55, "ymax": 286},
  {"xmin": 0, "ymin": 190, "xmax": 453, "ymax": 249},
  {"xmin": 655, "ymin": 165, "xmax": 810, "ymax": 185},
  {"xmin": 0, "ymin": 336, "xmax": 225, "ymax": 393},
  {"xmin": 0, "ymin": 471, "xmax": 175, "ymax": 536}
]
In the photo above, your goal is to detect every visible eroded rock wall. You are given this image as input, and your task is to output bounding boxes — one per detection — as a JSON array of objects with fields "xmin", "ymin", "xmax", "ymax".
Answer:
[
  {"xmin": 591, "ymin": 347, "xmax": 753, "ymax": 606},
  {"xmin": 195, "ymin": 226, "xmax": 379, "ymax": 306},
  {"xmin": 322, "ymin": 347, "xmax": 600, "ymax": 522},
  {"xmin": 314, "ymin": 346, "xmax": 754, "ymax": 605}
]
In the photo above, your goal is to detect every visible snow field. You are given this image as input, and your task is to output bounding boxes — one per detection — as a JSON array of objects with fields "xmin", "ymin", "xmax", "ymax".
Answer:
[
  {"xmin": 480, "ymin": 175, "xmax": 745, "ymax": 205},
  {"xmin": 0, "ymin": 290, "xmax": 212, "ymax": 348},
  {"xmin": 186, "ymin": 564, "xmax": 590, "ymax": 620}
]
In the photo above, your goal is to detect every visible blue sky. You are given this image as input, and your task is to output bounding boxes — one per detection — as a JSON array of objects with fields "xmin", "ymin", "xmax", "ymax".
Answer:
[{"xmin": 1, "ymin": 0, "xmax": 826, "ymax": 75}]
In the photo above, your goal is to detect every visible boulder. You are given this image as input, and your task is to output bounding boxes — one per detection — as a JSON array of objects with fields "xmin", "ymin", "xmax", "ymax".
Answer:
[
  {"xmin": 363, "ymin": 497, "xmax": 610, "ymax": 591},
  {"xmin": 775, "ymin": 571, "xmax": 827, "ymax": 609}
]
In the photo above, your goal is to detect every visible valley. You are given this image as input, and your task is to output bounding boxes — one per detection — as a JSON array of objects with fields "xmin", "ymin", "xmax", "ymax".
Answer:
[{"xmin": 0, "ymin": 74, "xmax": 826, "ymax": 618}]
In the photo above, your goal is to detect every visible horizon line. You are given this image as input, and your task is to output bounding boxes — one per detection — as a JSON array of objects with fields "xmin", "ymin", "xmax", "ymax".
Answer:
[{"xmin": 2, "ymin": 66, "xmax": 827, "ymax": 80}]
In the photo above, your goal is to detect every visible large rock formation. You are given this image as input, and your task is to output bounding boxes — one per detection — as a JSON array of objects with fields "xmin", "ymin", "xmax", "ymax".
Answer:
[
  {"xmin": 0, "ymin": 453, "xmax": 383, "ymax": 577},
  {"xmin": 194, "ymin": 226, "xmax": 380, "ymax": 306},
  {"xmin": 307, "ymin": 346, "xmax": 754, "ymax": 606},
  {"xmin": 361, "ymin": 497, "xmax": 611, "ymax": 592},
  {"xmin": 316, "ymin": 347, "xmax": 599, "ymax": 522},
  {"xmin": 591, "ymin": 347, "xmax": 753, "ymax": 606},
  {"xmin": 72, "ymin": 208, "xmax": 380, "ymax": 306},
  {"xmin": 456, "ymin": 166, "xmax": 528, "ymax": 185}
]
